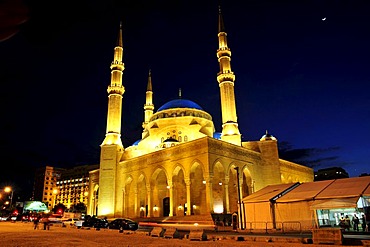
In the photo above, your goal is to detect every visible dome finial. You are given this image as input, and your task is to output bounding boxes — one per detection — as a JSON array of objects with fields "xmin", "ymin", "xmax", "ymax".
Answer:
[{"xmin": 260, "ymin": 130, "xmax": 277, "ymax": 141}]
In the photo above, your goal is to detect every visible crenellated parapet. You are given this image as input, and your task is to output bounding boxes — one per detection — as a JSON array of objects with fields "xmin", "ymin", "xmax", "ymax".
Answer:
[{"xmin": 107, "ymin": 85, "xmax": 125, "ymax": 95}]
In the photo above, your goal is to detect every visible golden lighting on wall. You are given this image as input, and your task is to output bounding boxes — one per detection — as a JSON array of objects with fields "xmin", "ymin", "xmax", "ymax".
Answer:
[
  {"xmin": 153, "ymin": 205, "xmax": 158, "ymax": 211},
  {"xmin": 140, "ymin": 206, "xmax": 145, "ymax": 211},
  {"xmin": 214, "ymin": 204, "xmax": 223, "ymax": 214},
  {"xmin": 202, "ymin": 180, "xmax": 206, "ymax": 184}
]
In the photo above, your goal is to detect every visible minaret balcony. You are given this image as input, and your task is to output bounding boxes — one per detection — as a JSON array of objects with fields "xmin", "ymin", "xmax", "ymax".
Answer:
[
  {"xmin": 107, "ymin": 85, "xmax": 125, "ymax": 95},
  {"xmin": 144, "ymin": 105, "xmax": 154, "ymax": 111},
  {"xmin": 110, "ymin": 63, "xmax": 124, "ymax": 71},
  {"xmin": 217, "ymin": 73, "xmax": 235, "ymax": 83},
  {"xmin": 217, "ymin": 49, "xmax": 231, "ymax": 58}
]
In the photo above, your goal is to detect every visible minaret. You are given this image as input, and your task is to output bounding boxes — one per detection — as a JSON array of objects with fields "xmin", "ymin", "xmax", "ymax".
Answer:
[
  {"xmin": 142, "ymin": 69, "xmax": 154, "ymax": 129},
  {"xmin": 98, "ymin": 22, "xmax": 125, "ymax": 218},
  {"xmin": 101, "ymin": 22, "xmax": 125, "ymax": 147},
  {"xmin": 216, "ymin": 6, "xmax": 241, "ymax": 146}
]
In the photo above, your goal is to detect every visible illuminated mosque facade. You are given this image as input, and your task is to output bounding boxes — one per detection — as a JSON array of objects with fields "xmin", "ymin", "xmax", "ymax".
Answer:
[{"xmin": 87, "ymin": 9, "xmax": 314, "ymax": 220}]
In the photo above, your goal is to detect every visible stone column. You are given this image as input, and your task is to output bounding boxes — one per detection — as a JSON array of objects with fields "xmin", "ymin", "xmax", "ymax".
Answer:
[
  {"xmin": 146, "ymin": 185, "xmax": 152, "ymax": 217},
  {"xmin": 205, "ymin": 175, "xmax": 214, "ymax": 213},
  {"xmin": 224, "ymin": 176, "xmax": 230, "ymax": 213},
  {"xmin": 168, "ymin": 180, "xmax": 174, "ymax": 216},
  {"xmin": 185, "ymin": 178, "xmax": 191, "ymax": 216},
  {"xmin": 122, "ymin": 188, "xmax": 126, "ymax": 216},
  {"xmin": 134, "ymin": 188, "xmax": 138, "ymax": 217}
]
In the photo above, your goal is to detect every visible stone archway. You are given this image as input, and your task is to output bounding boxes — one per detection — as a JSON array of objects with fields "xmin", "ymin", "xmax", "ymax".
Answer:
[
  {"xmin": 242, "ymin": 167, "xmax": 253, "ymax": 198},
  {"xmin": 228, "ymin": 166, "xmax": 238, "ymax": 214},
  {"xmin": 137, "ymin": 174, "xmax": 147, "ymax": 217},
  {"xmin": 172, "ymin": 165, "xmax": 186, "ymax": 216},
  {"xmin": 151, "ymin": 168, "xmax": 169, "ymax": 217},
  {"xmin": 190, "ymin": 162, "xmax": 205, "ymax": 215},
  {"xmin": 124, "ymin": 176, "xmax": 134, "ymax": 216},
  {"xmin": 213, "ymin": 162, "xmax": 225, "ymax": 214}
]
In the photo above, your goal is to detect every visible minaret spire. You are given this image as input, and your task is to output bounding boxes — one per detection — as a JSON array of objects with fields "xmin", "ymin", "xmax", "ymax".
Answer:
[
  {"xmin": 101, "ymin": 22, "xmax": 125, "ymax": 147},
  {"xmin": 216, "ymin": 6, "xmax": 241, "ymax": 146},
  {"xmin": 218, "ymin": 6, "xmax": 225, "ymax": 33},
  {"xmin": 117, "ymin": 21, "xmax": 123, "ymax": 47},
  {"xmin": 143, "ymin": 69, "xmax": 154, "ymax": 130}
]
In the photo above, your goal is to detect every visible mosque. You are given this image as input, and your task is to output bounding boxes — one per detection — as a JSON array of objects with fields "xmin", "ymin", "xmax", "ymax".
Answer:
[{"xmin": 86, "ymin": 9, "xmax": 314, "ymax": 222}]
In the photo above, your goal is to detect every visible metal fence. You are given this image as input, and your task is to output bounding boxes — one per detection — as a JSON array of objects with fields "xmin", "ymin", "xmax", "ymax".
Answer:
[{"xmin": 216, "ymin": 221, "xmax": 307, "ymax": 234}]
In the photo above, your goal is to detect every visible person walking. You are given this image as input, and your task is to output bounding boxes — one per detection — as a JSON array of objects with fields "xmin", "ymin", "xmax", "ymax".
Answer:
[
  {"xmin": 352, "ymin": 214, "xmax": 360, "ymax": 231},
  {"xmin": 33, "ymin": 216, "xmax": 40, "ymax": 230},
  {"xmin": 361, "ymin": 214, "xmax": 368, "ymax": 232},
  {"xmin": 344, "ymin": 215, "xmax": 351, "ymax": 231},
  {"xmin": 42, "ymin": 216, "xmax": 50, "ymax": 230}
]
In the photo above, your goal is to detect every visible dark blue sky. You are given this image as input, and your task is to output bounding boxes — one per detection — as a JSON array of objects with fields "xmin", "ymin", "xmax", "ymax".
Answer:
[{"xmin": 1, "ymin": 0, "xmax": 369, "ymax": 198}]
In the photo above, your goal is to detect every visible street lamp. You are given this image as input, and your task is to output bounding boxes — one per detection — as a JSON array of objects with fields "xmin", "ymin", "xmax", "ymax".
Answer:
[
  {"xmin": 233, "ymin": 167, "xmax": 244, "ymax": 230},
  {"xmin": 4, "ymin": 187, "xmax": 13, "ymax": 209}
]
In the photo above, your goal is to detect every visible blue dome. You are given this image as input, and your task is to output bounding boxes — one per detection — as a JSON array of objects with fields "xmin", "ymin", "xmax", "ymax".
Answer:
[
  {"xmin": 132, "ymin": 139, "xmax": 141, "ymax": 146},
  {"xmin": 157, "ymin": 99, "xmax": 203, "ymax": 112},
  {"xmin": 213, "ymin": 132, "xmax": 222, "ymax": 140}
]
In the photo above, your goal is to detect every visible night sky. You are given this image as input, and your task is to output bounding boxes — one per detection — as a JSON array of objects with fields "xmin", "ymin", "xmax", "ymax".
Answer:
[{"xmin": 1, "ymin": 0, "xmax": 369, "ymax": 199}]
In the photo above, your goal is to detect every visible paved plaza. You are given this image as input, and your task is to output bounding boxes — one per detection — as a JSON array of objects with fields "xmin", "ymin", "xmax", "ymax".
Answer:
[{"xmin": 0, "ymin": 221, "xmax": 367, "ymax": 247}]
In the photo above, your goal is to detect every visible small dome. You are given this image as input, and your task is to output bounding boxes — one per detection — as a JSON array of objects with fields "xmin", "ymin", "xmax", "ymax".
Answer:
[
  {"xmin": 260, "ymin": 130, "xmax": 277, "ymax": 141},
  {"xmin": 157, "ymin": 99, "xmax": 203, "ymax": 112},
  {"xmin": 213, "ymin": 132, "xmax": 222, "ymax": 140},
  {"xmin": 132, "ymin": 139, "xmax": 141, "ymax": 146}
]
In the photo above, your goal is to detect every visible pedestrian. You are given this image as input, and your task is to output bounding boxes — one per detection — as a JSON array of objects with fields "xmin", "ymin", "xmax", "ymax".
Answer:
[
  {"xmin": 42, "ymin": 216, "xmax": 50, "ymax": 230},
  {"xmin": 33, "ymin": 216, "xmax": 40, "ymax": 230},
  {"xmin": 344, "ymin": 215, "xmax": 351, "ymax": 231},
  {"xmin": 352, "ymin": 214, "xmax": 359, "ymax": 231},
  {"xmin": 361, "ymin": 214, "xmax": 368, "ymax": 232}
]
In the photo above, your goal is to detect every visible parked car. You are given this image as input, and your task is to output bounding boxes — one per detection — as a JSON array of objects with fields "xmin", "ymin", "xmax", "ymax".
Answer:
[
  {"xmin": 82, "ymin": 216, "xmax": 98, "ymax": 227},
  {"xmin": 93, "ymin": 218, "xmax": 109, "ymax": 229},
  {"xmin": 82, "ymin": 216, "xmax": 108, "ymax": 228},
  {"xmin": 108, "ymin": 218, "xmax": 138, "ymax": 231}
]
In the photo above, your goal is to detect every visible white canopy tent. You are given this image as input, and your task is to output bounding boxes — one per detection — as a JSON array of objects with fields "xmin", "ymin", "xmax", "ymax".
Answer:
[{"xmin": 242, "ymin": 176, "xmax": 370, "ymax": 231}]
